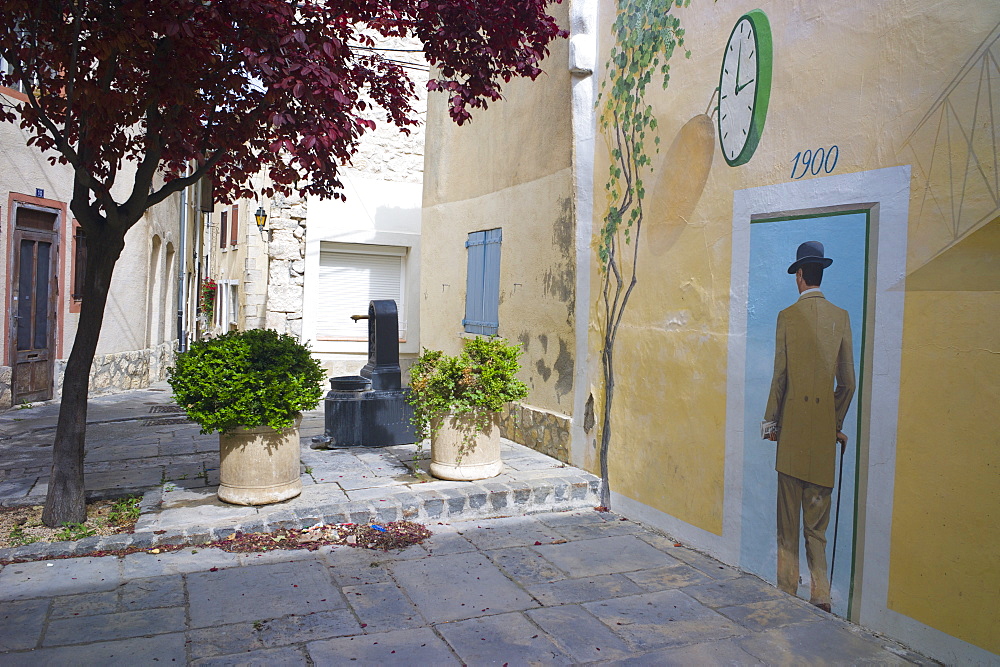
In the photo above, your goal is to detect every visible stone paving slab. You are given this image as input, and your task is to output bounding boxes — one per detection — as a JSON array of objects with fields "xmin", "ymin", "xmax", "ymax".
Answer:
[
  {"xmin": 187, "ymin": 560, "xmax": 345, "ymax": 628},
  {"xmin": 342, "ymin": 581, "xmax": 426, "ymax": 633},
  {"xmin": 389, "ymin": 550, "xmax": 539, "ymax": 623},
  {"xmin": 0, "ymin": 511, "xmax": 933, "ymax": 665},
  {"xmin": 0, "ymin": 632, "xmax": 189, "ymax": 666},
  {"xmin": 717, "ymin": 597, "xmax": 826, "ymax": 633},
  {"xmin": 611, "ymin": 637, "xmax": 767, "ymax": 666},
  {"xmin": 736, "ymin": 618, "xmax": 917, "ymax": 665},
  {"xmin": 534, "ymin": 534, "xmax": 675, "ymax": 578},
  {"xmin": 43, "ymin": 605, "xmax": 187, "ymax": 647},
  {"xmin": 306, "ymin": 627, "xmax": 459, "ymax": 665},
  {"xmin": 0, "ymin": 556, "xmax": 122, "ymax": 600},
  {"xmin": 192, "ymin": 645, "xmax": 309, "ymax": 667},
  {"xmin": 527, "ymin": 572, "xmax": 646, "ymax": 606},
  {"xmin": 435, "ymin": 611, "xmax": 572, "ymax": 665},
  {"xmin": 527, "ymin": 604, "xmax": 635, "ymax": 663},
  {"xmin": 582, "ymin": 588, "xmax": 748, "ymax": 652},
  {"xmin": 0, "ymin": 599, "xmax": 48, "ymax": 651}
]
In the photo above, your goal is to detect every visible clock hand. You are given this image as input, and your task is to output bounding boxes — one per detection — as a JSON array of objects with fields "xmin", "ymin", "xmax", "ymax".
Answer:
[
  {"xmin": 734, "ymin": 40, "xmax": 742, "ymax": 93},
  {"xmin": 736, "ymin": 77, "xmax": 755, "ymax": 95}
]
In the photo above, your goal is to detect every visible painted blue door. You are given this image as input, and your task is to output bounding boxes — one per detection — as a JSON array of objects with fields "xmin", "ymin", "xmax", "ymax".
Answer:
[{"xmin": 740, "ymin": 211, "xmax": 868, "ymax": 617}]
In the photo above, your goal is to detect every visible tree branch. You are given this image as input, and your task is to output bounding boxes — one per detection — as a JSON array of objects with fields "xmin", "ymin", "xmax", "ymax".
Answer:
[
  {"xmin": 62, "ymin": 1, "xmax": 84, "ymax": 140},
  {"xmin": 145, "ymin": 151, "xmax": 225, "ymax": 209}
]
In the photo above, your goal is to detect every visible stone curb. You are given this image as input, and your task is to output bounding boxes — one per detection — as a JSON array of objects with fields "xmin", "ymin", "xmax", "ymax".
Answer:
[{"xmin": 0, "ymin": 473, "xmax": 602, "ymax": 562}]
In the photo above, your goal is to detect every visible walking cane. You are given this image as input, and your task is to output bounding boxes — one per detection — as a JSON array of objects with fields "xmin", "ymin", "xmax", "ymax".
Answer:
[{"xmin": 830, "ymin": 438, "xmax": 846, "ymax": 579}]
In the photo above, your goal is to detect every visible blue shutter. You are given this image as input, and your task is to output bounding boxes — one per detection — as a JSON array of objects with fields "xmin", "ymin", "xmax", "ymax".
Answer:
[
  {"xmin": 482, "ymin": 228, "xmax": 501, "ymax": 335},
  {"xmin": 463, "ymin": 228, "xmax": 502, "ymax": 335},
  {"xmin": 464, "ymin": 231, "xmax": 486, "ymax": 334}
]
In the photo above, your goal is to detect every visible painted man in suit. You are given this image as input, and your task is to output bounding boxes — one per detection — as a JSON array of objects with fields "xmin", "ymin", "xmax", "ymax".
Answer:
[{"xmin": 763, "ymin": 241, "xmax": 855, "ymax": 613}]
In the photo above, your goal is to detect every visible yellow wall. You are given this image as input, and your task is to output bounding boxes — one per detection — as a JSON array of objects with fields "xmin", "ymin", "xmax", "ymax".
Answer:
[
  {"xmin": 889, "ymin": 291, "xmax": 1000, "ymax": 653},
  {"xmin": 420, "ymin": 1, "xmax": 576, "ymax": 415}
]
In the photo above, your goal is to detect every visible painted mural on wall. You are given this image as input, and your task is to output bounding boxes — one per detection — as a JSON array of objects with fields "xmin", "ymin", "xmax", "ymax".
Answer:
[
  {"xmin": 594, "ymin": 0, "xmax": 695, "ymax": 509},
  {"xmin": 593, "ymin": 1, "xmax": 876, "ymax": 620},
  {"xmin": 719, "ymin": 8, "xmax": 861, "ymax": 619},
  {"xmin": 589, "ymin": 0, "xmax": 998, "ymax": 655}
]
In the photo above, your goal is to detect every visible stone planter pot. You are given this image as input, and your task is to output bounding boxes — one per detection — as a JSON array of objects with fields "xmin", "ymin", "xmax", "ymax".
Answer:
[
  {"xmin": 430, "ymin": 411, "xmax": 503, "ymax": 481},
  {"xmin": 218, "ymin": 415, "xmax": 303, "ymax": 505}
]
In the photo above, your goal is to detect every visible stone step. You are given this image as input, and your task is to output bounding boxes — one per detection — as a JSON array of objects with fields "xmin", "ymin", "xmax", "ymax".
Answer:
[{"xmin": 0, "ymin": 470, "xmax": 603, "ymax": 562}]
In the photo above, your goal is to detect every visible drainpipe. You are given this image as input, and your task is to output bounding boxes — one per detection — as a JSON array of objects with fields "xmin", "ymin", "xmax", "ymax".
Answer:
[{"xmin": 177, "ymin": 170, "xmax": 188, "ymax": 352}]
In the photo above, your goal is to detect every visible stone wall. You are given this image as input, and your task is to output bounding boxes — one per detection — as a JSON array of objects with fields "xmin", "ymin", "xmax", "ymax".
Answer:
[
  {"xmin": 2, "ymin": 344, "xmax": 175, "ymax": 410},
  {"xmin": 1, "ymin": 344, "xmax": 176, "ymax": 411},
  {"xmin": 500, "ymin": 403, "xmax": 572, "ymax": 464},
  {"xmin": 347, "ymin": 36, "xmax": 427, "ymax": 184},
  {"xmin": 0, "ymin": 365, "xmax": 11, "ymax": 410},
  {"xmin": 53, "ymin": 341, "xmax": 178, "ymax": 398},
  {"xmin": 264, "ymin": 194, "xmax": 308, "ymax": 340}
]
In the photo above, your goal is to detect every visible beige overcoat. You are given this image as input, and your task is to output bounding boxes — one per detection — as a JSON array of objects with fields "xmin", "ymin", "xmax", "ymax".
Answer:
[{"xmin": 765, "ymin": 290, "xmax": 856, "ymax": 488}]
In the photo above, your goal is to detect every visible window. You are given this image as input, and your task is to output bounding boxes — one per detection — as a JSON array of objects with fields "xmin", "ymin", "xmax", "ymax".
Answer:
[
  {"xmin": 463, "ymin": 228, "xmax": 502, "ymax": 336},
  {"xmin": 230, "ymin": 205, "xmax": 239, "ymax": 246},
  {"xmin": 215, "ymin": 280, "xmax": 239, "ymax": 330},
  {"xmin": 219, "ymin": 211, "xmax": 227, "ymax": 249},
  {"xmin": 317, "ymin": 245, "xmax": 405, "ymax": 340},
  {"xmin": 72, "ymin": 223, "xmax": 86, "ymax": 300}
]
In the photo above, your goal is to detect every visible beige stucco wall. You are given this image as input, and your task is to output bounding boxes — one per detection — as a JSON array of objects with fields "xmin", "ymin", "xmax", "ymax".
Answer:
[{"xmin": 421, "ymin": 0, "xmax": 575, "ymax": 417}]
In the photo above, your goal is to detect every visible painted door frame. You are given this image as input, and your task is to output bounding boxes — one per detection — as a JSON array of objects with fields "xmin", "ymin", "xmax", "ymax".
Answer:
[
  {"xmin": 742, "ymin": 208, "xmax": 871, "ymax": 619},
  {"xmin": 725, "ymin": 166, "xmax": 909, "ymax": 625}
]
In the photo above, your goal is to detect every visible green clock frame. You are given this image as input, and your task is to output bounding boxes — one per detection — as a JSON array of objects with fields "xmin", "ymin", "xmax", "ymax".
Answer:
[{"xmin": 718, "ymin": 9, "xmax": 773, "ymax": 167}]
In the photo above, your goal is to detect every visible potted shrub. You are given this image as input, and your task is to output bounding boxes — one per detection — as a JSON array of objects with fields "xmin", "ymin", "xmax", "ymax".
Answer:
[
  {"xmin": 167, "ymin": 329, "xmax": 325, "ymax": 505},
  {"xmin": 408, "ymin": 337, "xmax": 528, "ymax": 481}
]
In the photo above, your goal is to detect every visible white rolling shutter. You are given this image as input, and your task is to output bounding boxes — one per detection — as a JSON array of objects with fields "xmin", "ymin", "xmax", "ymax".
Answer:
[{"xmin": 318, "ymin": 248, "xmax": 405, "ymax": 340}]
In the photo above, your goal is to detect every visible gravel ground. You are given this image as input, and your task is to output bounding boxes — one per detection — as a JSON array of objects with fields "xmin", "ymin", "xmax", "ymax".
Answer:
[{"xmin": 0, "ymin": 498, "xmax": 139, "ymax": 549}]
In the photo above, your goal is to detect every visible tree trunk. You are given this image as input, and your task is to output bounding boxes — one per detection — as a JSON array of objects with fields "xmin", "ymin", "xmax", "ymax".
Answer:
[{"xmin": 42, "ymin": 228, "xmax": 125, "ymax": 527}]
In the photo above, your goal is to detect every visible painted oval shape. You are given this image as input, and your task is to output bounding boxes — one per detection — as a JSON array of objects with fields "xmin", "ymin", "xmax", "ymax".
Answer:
[{"xmin": 646, "ymin": 114, "xmax": 716, "ymax": 257}]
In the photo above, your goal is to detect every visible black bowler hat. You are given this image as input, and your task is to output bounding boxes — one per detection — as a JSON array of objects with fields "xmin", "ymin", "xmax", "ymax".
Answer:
[{"xmin": 788, "ymin": 240, "xmax": 833, "ymax": 274}]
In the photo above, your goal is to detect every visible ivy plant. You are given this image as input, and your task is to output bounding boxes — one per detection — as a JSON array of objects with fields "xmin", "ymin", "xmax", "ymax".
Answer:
[{"xmin": 168, "ymin": 329, "xmax": 325, "ymax": 434}]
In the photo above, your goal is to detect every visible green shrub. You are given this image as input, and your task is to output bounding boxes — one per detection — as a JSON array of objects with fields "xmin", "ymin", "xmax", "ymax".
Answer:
[
  {"xmin": 407, "ymin": 337, "xmax": 528, "ymax": 441},
  {"xmin": 168, "ymin": 329, "xmax": 326, "ymax": 434}
]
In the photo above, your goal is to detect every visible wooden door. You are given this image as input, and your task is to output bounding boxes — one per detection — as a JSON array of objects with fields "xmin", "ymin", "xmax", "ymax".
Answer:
[{"xmin": 11, "ymin": 207, "xmax": 59, "ymax": 404}]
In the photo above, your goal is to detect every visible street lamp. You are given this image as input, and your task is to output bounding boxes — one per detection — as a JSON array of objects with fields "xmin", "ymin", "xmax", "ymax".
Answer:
[{"xmin": 254, "ymin": 205, "xmax": 268, "ymax": 234}]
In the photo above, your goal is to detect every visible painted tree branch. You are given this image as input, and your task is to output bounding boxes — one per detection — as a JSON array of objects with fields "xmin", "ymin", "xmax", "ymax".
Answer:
[{"xmin": 595, "ymin": 0, "xmax": 689, "ymax": 509}]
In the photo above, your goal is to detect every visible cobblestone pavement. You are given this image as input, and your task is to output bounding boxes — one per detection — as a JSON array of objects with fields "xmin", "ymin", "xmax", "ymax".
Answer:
[
  {"xmin": 0, "ymin": 386, "xmax": 935, "ymax": 664},
  {"xmin": 0, "ymin": 511, "xmax": 933, "ymax": 665}
]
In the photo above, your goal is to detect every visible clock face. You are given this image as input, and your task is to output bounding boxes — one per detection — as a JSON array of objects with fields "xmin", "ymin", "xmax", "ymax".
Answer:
[{"xmin": 718, "ymin": 10, "xmax": 772, "ymax": 166}]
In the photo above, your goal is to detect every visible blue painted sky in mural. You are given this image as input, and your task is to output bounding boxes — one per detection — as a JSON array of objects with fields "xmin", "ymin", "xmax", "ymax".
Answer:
[{"xmin": 740, "ymin": 211, "xmax": 867, "ymax": 617}]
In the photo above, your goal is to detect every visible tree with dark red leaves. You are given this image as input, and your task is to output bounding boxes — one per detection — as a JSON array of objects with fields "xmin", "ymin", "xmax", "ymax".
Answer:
[{"xmin": 0, "ymin": 0, "xmax": 564, "ymax": 526}]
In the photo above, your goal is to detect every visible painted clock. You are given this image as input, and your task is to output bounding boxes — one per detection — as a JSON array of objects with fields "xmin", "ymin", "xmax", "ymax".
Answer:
[{"xmin": 718, "ymin": 9, "xmax": 773, "ymax": 166}]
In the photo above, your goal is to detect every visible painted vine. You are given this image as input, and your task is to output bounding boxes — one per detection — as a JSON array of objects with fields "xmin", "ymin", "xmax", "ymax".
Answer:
[{"xmin": 595, "ymin": 0, "xmax": 690, "ymax": 508}]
